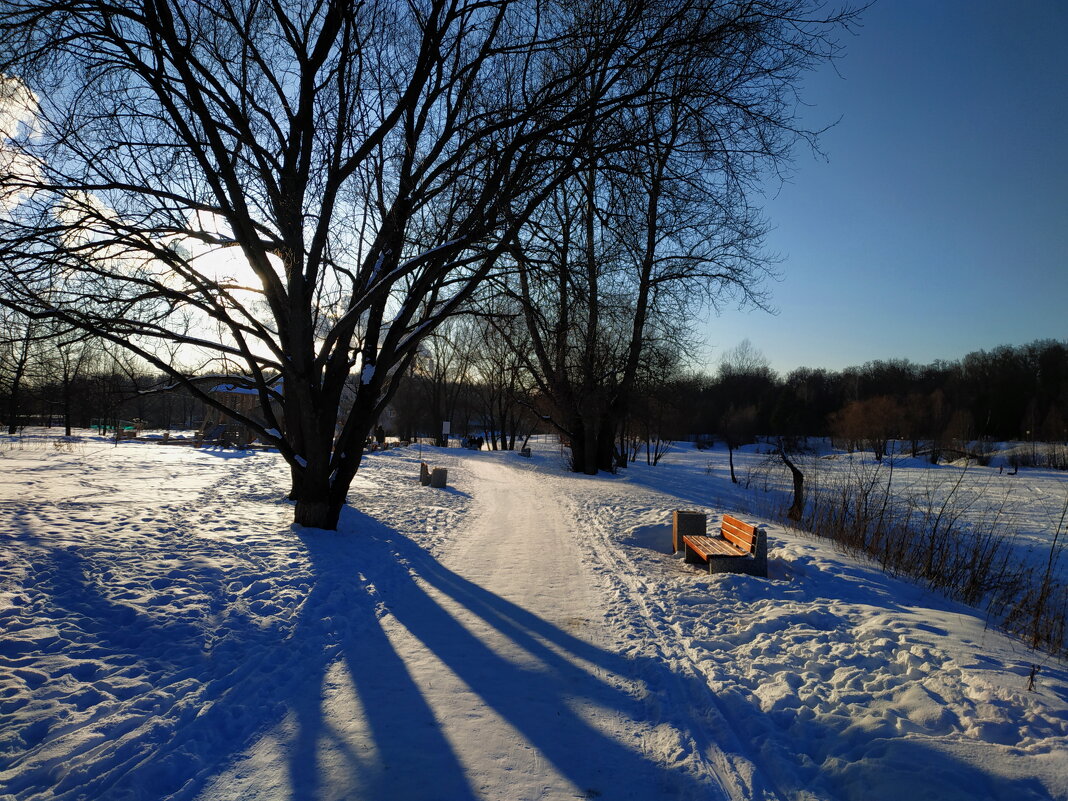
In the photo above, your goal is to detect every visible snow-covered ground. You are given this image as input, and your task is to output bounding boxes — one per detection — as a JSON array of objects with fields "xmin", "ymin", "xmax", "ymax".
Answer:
[
  {"xmin": 1, "ymin": 431, "xmax": 1066, "ymax": 800},
  {"xmin": 666, "ymin": 440, "xmax": 1068, "ymax": 582}
]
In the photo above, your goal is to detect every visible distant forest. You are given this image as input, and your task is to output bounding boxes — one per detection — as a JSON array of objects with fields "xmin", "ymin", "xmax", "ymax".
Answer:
[
  {"xmin": 691, "ymin": 338, "xmax": 1068, "ymax": 448},
  {"xmin": 2, "ymin": 337, "xmax": 1066, "ymax": 461}
]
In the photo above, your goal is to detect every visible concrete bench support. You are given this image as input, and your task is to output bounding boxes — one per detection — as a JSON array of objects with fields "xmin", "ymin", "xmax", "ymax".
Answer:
[
  {"xmin": 430, "ymin": 467, "xmax": 448, "ymax": 488},
  {"xmin": 673, "ymin": 510, "xmax": 707, "ymax": 554},
  {"xmin": 707, "ymin": 529, "xmax": 768, "ymax": 577}
]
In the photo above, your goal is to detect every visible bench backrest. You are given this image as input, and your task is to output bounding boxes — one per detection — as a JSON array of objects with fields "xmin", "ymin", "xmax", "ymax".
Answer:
[{"xmin": 721, "ymin": 514, "xmax": 757, "ymax": 554}]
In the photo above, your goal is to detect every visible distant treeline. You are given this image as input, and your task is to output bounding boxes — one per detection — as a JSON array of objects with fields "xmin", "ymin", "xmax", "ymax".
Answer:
[
  {"xmin": 0, "ymin": 368, "xmax": 206, "ymax": 436},
  {"xmin": 674, "ymin": 338, "xmax": 1068, "ymax": 450},
  {"xmin": 3, "ymin": 338, "xmax": 1066, "ymax": 462}
]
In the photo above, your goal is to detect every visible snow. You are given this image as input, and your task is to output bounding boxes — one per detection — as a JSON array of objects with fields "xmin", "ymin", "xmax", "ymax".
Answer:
[
  {"xmin": 1, "ymin": 431, "xmax": 1066, "ymax": 800},
  {"xmin": 361, "ymin": 363, "xmax": 375, "ymax": 384},
  {"xmin": 209, "ymin": 384, "xmax": 259, "ymax": 396},
  {"xmin": 650, "ymin": 441, "xmax": 1068, "ymax": 583},
  {"xmin": 367, "ymin": 252, "xmax": 385, "ymax": 284}
]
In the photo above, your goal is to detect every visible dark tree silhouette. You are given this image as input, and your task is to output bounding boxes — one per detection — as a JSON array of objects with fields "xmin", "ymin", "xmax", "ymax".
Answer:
[
  {"xmin": 0, "ymin": 0, "xmax": 762, "ymax": 527},
  {"xmin": 501, "ymin": 6, "xmax": 859, "ymax": 474}
]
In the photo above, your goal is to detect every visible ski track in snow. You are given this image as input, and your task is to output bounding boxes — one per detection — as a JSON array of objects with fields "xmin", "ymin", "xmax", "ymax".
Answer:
[
  {"xmin": 569, "ymin": 457, "xmax": 1068, "ymax": 801},
  {"xmin": 1, "ymin": 434, "xmax": 1067, "ymax": 800}
]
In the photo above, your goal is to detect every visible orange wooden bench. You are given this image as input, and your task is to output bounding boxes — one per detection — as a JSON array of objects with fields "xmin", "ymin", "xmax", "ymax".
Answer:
[{"xmin": 682, "ymin": 513, "xmax": 767, "ymax": 577}]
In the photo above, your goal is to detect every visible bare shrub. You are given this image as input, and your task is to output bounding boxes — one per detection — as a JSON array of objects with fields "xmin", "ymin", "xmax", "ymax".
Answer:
[
  {"xmin": 768, "ymin": 459, "xmax": 1067, "ymax": 659},
  {"xmin": 1042, "ymin": 443, "xmax": 1068, "ymax": 471},
  {"xmin": 971, "ymin": 438, "xmax": 995, "ymax": 467},
  {"xmin": 1009, "ymin": 493, "xmax": 1068, "ymax": 653}
]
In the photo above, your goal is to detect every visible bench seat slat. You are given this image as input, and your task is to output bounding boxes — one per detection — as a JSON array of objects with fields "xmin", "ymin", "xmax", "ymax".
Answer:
[{"xmin": 683, "ymin": 534, "xmax": 748, "ymax": 559}]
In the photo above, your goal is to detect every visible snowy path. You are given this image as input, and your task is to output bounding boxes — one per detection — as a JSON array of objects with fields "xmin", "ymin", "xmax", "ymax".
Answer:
[{"xmin": 198, "ymin": 454, "xmax": 731, "ymax": 801}]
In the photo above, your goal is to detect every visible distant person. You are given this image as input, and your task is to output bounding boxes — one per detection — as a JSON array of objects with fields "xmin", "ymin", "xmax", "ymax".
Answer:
[{"xmin": 374, "ymin": 425, "xmax": 386, "ymax": 448}]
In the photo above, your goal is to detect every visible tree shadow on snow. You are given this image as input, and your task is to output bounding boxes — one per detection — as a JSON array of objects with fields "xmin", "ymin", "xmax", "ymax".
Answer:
[
  {"xmin": 12, "ymin": 506, "xmax": 1055, "ymax": 801},
  {"xmin": 311, "ymin": 511, "xmax": 1052, "ymax": 801},
  {"xmin": 283, "ymin": 508, "xmax": 723, "ymax": 800},
  {"xmin": 11, "ymin": 513, "xmax": 484, "ymax": 800},
  {"xmin": 195, "ymin": 447, "xmax": 261, "ymax": 460}
]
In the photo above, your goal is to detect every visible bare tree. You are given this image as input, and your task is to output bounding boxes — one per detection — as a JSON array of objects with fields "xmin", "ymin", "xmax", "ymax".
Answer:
[
  {"xmin": 714, "ymin": 339, "xmax": 776, "ymax": 482},
  {"xmin": 0, "ymin": 307, "xmax": 37, "ymax": 433},
  {"xmin": 0, "ymin": 0, "xmax": 732, "ymax": 528},
  {"xmin": 776, "ymin": 438, "xmax": 805, "ymax": 522},
  {"xmin": 47, "ymin": 327, "xmax": 99, "ymax": 436},
  {"xmin": 635, "ymin": 386, "xmax": 677, "ymax": 467},
  {"xmin": 718, "ymin": 339, "xmax": 773, "ymax": 381},
  {"xmin": 415, "ymin": 322, "xmax": 477, "ymax": 446},
  {"xmin": 829, "ymin": 395, "xmax": 902, "ymax": 461},
  {"xmin": 505, "ymin": 4, "xmax": 856, "ymax": 474},
  {"xmin": 508, "ymin": 101, "xmax": 770, "ymax": 474},
  {"xmin": 467, "ymin": 306, "xmax": 537, "ymax": 450},
  {"xmin": 720, "ymin": 404, "xmax": 757, "ymax": 484}
]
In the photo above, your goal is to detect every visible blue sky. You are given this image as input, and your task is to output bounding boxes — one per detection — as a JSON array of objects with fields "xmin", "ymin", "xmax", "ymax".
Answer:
[{"xmin": 700, "ymin": 0, "xmax": 1068, "ymax": 376}]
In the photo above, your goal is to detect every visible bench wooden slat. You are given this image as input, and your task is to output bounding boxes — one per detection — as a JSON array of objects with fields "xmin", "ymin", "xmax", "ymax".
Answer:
[
  {"xmin": 682, "ymin": 534, "xmax": 747, "ymax": 559},
  {"xmin": 722, "ymin": 528, "xmax": 752, "ymax": 550},
  {"xmin": 680, "ymin": 513, "xmax": 768, "ymax": 578},
  {"xmin": 721, "ymin": 514, "xmax": 755, "ymax": 551},
  {"xmin": 722, "ymin": 514, "xmax": 754, "ymax": 534},
  {"xmin": 721, "ymin": 519, "xmax": 755, "ymax": 539},
  {"xmin": 721, "ymin": 513, "xmax": 754, "ymax": 531}
]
